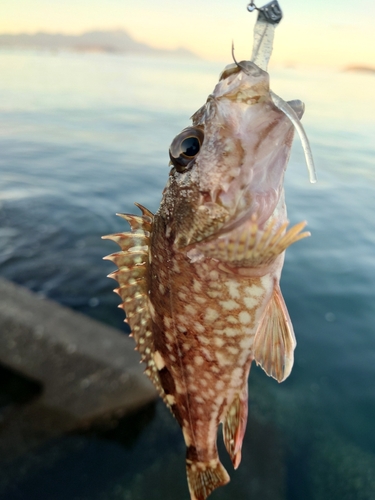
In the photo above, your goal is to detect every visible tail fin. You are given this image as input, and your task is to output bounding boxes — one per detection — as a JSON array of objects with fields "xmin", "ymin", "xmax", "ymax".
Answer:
[{"xmin": 186, "ymin": 459, "xmax": 230, "ymax": 500}]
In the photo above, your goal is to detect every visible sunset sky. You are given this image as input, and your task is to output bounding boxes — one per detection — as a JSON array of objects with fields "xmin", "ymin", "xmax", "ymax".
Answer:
[{"xmin": 1, "ymin": 0, "xmax": 374, "ymax": 67}]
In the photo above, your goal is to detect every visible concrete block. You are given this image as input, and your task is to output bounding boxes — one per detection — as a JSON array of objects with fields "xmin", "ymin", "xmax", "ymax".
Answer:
[{"xmin": 0, "ymin": 277, "xmax": 157, "ymax": 423}]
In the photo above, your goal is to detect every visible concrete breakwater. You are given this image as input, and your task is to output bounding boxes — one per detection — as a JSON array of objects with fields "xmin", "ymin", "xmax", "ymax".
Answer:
[{"xmin": 0, "ymin": 277, "xmax": 157, "ymax": 462}]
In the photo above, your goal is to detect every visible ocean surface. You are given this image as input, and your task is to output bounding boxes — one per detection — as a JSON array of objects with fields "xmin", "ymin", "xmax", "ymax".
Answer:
[{"xmin": 0, "ymin": 49, "xmax": 375, "ymax": 500}]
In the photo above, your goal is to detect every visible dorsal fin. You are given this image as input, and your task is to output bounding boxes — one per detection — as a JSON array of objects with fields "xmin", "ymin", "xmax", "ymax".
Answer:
[
  {"xmin": 252, "ymin": 284, "xmax": 296, "ymax": 382},
  {"xmin": 102, "ymin": 204, "xmax": 169, "ymax": 404}
]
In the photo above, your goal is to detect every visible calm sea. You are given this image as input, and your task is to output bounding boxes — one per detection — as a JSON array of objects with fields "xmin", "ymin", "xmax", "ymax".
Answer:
[{"xmin": 0, "ymin": 50, "xmax": 375, "ymax": 500}]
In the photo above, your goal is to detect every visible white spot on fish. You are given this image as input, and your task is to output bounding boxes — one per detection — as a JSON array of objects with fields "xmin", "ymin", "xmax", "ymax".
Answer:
[
  {"xmin": 175, "ymin": 381, "xmax": 185, "ymax": 394},
  {"xmin": 194, "ymin": 322, "xmax": 205, "ymax": 333},
  {"xmin": 261, "ymin": 275, "xmax": 272, "ymax": 289},
  {"xmin": 166, "ymin": 394, "xmax": 175, "ymax": 405},
  {"xmin": 165, "ymin": 331, "xmax": 174, "ymax": 342},
  {"xmin": 232, "ymin": 367, "xmax": 243, "ymax": 383},
  {"xmin": 193, "ymin": 280, "xmax": 202, "ymax": 293},
  {"xmin": 244, "ymin": 296, "xmax": 258, "ymax": 308},
  {"xmin": 219, "ymin": 300, "xmax": 238, "ymax": 311},
  {"xmin": 205, "ymin": 308, "xmax": 219, "ymax": 322},
  {"xmin": 209, "ymin": 270, "xmax": 219, "ymax": 280},
  {"xmin": 215, "ymin": 337, "xmax": 225, "ymax": 347},
  {"xmin": 177, "ymin": 314, "xmax": 188, "ymax": 325},
  {"xmin": 160, "ymin": 270, "xmax": 167, "ymax": 279},
  {"xmin": 164, "ymin": 316, "xmax": 172, "ymax": 328},
  {"xmin": 194, "ymin": 356, "xmax": 204, "ymax": 366},
  {"xmin": 185, "ymin": 304, "xmax": 197, "ymax": 315},
  {"xmin": 245, "ymin": 284, "xmax": 263, "ymax": 297},
  {"xmin": 182, "ymin": 426, "xmax": 192, "ymax": 447},
  {"xmin": 201, "ymin": 347, "xmax": 212, "ymax": 360},
  {"xmin": 154, "ymin": 351, "xmax": 165, "ymax": 370},
  {"xmin": 239, "ymin": 311, "xmax": 251, "ymax": 324},
  {"xmin": 215, "ymin": 351, "xmax": 231, "ymax": 366},
  {"xmin": 227, "ymin": 315, "xmax": 238, "ymax": 324},
  {"xmin": 216, "ymin": 380, "xmax": 225, "ymax": 390},
  {"xmin": 148, "ymin": 300, "xmax": 156, "ymax": 320},
  {"xmin": 198, "ymin": 335, "xmax": 209, "ymax": 345},
  {"xmin": 225, "ymin": 280, "xmax": 240, "ymax": 299},
  {"xmin": 159, "ymin": 283, "xmax": 165, "ymax": 294},
  {"xmin": 195, "ymin": 296, "xmax": 207, "ymax": 304},
  {"xmin": 178, "ymin": 291, "xmax": 187, "ymax": 301},
  {"xmin": 240, "ymin": 335, "xmax": 253, "ymax": 349},
  {"xmin": 224, "ymin": 327, "xmax": 238, "ymax": 337},
  {"xmin": 172, "ymin": 260, "xmax": 180, "ymax": 273}
]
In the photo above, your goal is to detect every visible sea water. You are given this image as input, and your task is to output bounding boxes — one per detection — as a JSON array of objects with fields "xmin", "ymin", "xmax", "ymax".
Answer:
[{"xmin": 0, "ymin": 50, "xmax": 375, "ymax": 500}]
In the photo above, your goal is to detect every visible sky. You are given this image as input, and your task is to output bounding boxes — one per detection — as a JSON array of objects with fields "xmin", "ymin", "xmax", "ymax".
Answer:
[{"xmin": 1, "ymin": 0, "xmax": 374, "ymax": 67}]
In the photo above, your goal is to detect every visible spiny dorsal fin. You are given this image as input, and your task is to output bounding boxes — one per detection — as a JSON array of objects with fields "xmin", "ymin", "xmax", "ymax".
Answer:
[
  {"xmin": 222, "ymin": 386, "xmax": 249, "ymax": 469},
  {"xmin": 252, "ymin": 284, "xmax": 296, "ymax": 382},
  {"xmin": 102, "ymin": 204, "xmax": 169, "ymax": 404},
  {"xmin": 203, "ymin": 217, "xmax": 310, "ymax": 267}
]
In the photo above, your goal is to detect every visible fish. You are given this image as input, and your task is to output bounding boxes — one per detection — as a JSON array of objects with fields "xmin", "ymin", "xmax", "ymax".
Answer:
[{"xmin": 103, "ymin": 7, "xmax": 315, "ymax": 500}]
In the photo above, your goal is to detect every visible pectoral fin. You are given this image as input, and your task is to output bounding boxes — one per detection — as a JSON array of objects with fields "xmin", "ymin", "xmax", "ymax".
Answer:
[{"xmin": 253, "ymin": 285, "xmax": 296, "ymax": 382}]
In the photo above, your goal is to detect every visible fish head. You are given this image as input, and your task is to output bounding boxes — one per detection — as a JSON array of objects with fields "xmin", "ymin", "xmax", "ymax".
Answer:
[{"xmin": 162, "ymin": 61, "xmax": 304, "ymax": 263}]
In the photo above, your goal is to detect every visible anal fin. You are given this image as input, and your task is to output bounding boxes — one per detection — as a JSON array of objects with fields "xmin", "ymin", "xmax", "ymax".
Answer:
[
  {"xmin": 253, "ymin": 284, "xmax": 296, "ymax": 382},
  {"xmin": 222, "ymin": 387, "xmax": 249, "ymax": 469},
  {"xmin": 186, "ymin": 458, "xmax": 229, "ymax": 500}
]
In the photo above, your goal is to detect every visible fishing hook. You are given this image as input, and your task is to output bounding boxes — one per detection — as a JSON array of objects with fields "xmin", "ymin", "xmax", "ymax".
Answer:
[
  {"xmin": 247, "ymin": 1, "xmax": 258, "ymax": 12},
  {"xmin": 231, "ymin": 41, "xmax": 250, "ymax": 74}
]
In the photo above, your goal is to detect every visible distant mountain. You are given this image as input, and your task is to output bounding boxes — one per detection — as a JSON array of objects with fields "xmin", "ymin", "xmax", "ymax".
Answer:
[
  {"xmin": 0, "ymin": 30, "xmax": 199, "ymax": 59},
  {"xmin": 344, "ymin": 65, "xmax": 375, "ymax": 74}
]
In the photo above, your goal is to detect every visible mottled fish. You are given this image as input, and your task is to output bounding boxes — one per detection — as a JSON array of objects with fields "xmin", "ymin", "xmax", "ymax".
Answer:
[{"xmin": 103, "ymin": 4, "xmax": 315, "ymax": 499}]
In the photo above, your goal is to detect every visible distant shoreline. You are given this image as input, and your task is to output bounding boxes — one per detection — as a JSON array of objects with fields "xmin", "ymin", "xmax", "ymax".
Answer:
[
  {"xmin": 343, "ymin": 65, "xmax": 375, "ymax": 74},
  {"xmin": 0, "ymin": 30, "xmax": 199, "ymax": 59}
]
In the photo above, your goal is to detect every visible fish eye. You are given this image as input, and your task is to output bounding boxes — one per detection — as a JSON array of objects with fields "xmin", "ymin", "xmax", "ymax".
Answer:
[{"xmin": 169, "ymin": 127, "xmax": 204, "ymax": 172}]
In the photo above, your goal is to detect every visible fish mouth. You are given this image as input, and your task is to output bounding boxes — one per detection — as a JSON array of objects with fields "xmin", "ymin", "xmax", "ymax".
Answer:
[
  {"xmin": 214, "ymin": 98, "xmax": 305, "ymax": 235},
  {"xmin": 174, "ymin": 97, "xmax": 305, "ymax": 251}
]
